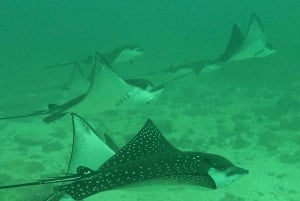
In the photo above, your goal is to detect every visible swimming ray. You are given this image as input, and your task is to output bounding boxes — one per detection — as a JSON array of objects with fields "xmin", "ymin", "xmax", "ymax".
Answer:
[
  {"xmin": 103, "ymin": 45, "xmax": 143, "ymax": 65},
  {"xmin": 58, "ymin": 118, "xmax": 248, "ymax": 200},
  {"xmin": 139, "ymin": 13, "xmax": 274, "ymax": 76},
  {"xmin": 48, "ymin": 55, "xmax": 164, "ymax": 119},
  {"xmin": 0, "ymin": 115, "xmax": 249, "ymax": 200},
  {"xmin": 217, "ymin": 13, "xmax": 275, "ymax": 62},
  {"xmin": 173, "ymin": 13, "xmax": 275, "ymax": 73},
  {"xmin": 0, "ymin": 52, "xmax": 164, "ymax": 122},
  {"xmin": 43, "ymin": 45, "xmax": 143, "ymax": 69},
  {"xmin": 48, "ymin": 45, "xmax": 144, "ymax": 95}
]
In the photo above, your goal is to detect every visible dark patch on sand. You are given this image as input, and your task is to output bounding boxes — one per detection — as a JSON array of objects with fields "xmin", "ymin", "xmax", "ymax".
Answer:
[
  {"xmin": 25, "ymin": 161, "xmax": 45, "ymax": 173},
  {"xmin": 42, "ymin": 140, "xmax": 64, "ymax": 152},
  {"xmin": 220, "ymin": 192, "xmax": 245, "ymax": 201},
  {"xmin": 257, "ymin": 130, "xmax": 281, "ymax": 152},
  {"xmin": 14, "ymin": 133, "xmax": 48, "ymax": 146},
  {"xmin": 278, "ymin": 151, "xmax": 300, "ymax": 165}
]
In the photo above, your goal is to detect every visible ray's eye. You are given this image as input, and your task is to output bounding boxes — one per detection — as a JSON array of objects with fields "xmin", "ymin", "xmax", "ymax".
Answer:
[
  {"xmin": 204, "ymin": 158, "xmax": 217, "ymax": 167},
  {"xmin": 83, "ymin": 170, "xmax": 91, "ymax": 175}
]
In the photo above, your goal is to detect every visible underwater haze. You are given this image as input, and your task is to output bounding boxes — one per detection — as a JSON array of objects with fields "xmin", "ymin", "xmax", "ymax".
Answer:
[{"xmin": 0, "ymin": 0, "xmax": 300, "ymax": 201}]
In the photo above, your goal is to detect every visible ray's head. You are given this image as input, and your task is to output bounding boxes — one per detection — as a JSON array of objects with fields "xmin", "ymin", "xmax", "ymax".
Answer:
[
  {"xmin": 199, "ymin": 153, "xmax": 249, "ymax": 188},
  {"xmin": 113, "ymin": 45, "xmax": 144, "ymax": 64}
]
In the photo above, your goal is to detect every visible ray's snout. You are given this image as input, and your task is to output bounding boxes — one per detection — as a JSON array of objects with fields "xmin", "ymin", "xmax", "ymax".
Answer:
[
  {"xmin": 226, "ymin": 166, "xmax": 249, "ymax": 176},
  {"xmin": 208, "ymin": 165, "xmax": 249, "ymax": 188}
]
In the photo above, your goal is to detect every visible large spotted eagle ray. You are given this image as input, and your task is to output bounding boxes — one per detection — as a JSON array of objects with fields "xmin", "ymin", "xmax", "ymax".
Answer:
[{"xmin": 0, "ymin": 114, "xmax": 248, "ymax": 201}]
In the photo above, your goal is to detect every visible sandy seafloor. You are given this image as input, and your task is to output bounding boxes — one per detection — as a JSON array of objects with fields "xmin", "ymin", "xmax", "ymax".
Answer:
[
  {"xmin": 0, "ymin": 57, "xmax": 299, "ymax": 201},
  {"xmin": 0, "ymin": 1, "xmax": 300, "ymax": 201}
]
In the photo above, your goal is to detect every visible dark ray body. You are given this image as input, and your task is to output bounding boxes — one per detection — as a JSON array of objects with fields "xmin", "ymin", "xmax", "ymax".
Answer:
[
  {"xmin": 0, "ymin": 115, "xmax": 248, "ymax": 201},
  {"xmin": 62, "ymin": 152, "xmax": 220, "ymax": 200},
  {"xmin": 58, "ymin": 119, "xmax": 248, "ymax": 200}
]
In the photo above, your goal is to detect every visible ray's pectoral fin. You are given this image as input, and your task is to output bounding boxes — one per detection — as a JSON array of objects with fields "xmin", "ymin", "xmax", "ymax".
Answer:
[
  {"xmin": 40, "ymin": 113, "xmax": 117, "ymax": 201},
  {"xmin": 217, "ymin": 24, "xmax": 244, "ymax": 62},
  {"xmin": 67, "ymin": 113, "xmax": 116, "ymax": 172},
  {"xmin": 99, "ymin": 119, "xmax": 180, "ymax": 170}
]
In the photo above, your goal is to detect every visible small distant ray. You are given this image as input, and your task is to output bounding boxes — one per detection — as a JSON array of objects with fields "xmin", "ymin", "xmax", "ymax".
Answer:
[
  {"xmin": 50, "ymin": 45, "xmax": 144, "ymax": 93},
  {"xmin": 43, "ymin": 45, "xmax": 143, "ymax": 69},
  {"xmin": 104, "ymin": 45, "xmax": 143, "ymax": 65},
  {"xmin": 217, "ymin": 13, "xmax": 275, "ymax": 62},
  {"xmin": 145, "ymin": 13, "xmax": 275, "ymax": 76}
]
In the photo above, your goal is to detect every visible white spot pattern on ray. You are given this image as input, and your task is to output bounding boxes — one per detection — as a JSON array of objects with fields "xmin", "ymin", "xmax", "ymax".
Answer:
[{"xmin": 99, "ymin": 119, "xmax": 179, "ymax": 170}]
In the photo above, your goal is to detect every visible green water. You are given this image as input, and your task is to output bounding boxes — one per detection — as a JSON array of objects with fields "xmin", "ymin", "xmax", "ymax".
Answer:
[{"xmin": 0, "ymin": 1, "xmax": 299, "ymax": 201}]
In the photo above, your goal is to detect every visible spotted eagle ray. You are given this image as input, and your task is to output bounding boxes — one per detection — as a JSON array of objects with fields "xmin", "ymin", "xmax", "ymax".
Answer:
[
  {"xmin": 217, "ymin": 13, "xmax": 275, "ymax": 62},
  {"xmin": 0, "ymin": 52, "xmax": 164, "ymax": 122},
  {"xmin": 140, "ymin": 13, "xmax": 275, "ymax": 76},
  {"xmin": 43, "ymin": 45, "xmax": 143, "ymax": 69},
  {"xmin": 48, "ymin": 45, "xmax": 144, "ymax": 92},
  {"xmin": 45, "ymin": 54, "xmax": 163, "ymax": 119},
  {"xmin": 0, "ymin": 114, "xmax": 249, "ymax": 201},
  {"xmin": 183, "ymin": 13, "xmax": 275, "ymax": 73},
  {"xmin": 42, "ymin": 58, "xmax": 164, "ymax": 122}
]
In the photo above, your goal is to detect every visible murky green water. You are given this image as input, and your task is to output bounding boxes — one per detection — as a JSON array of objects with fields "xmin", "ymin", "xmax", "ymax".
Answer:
[{"xmin": 0, "ymin": 1, "xmax": 299, "ymax": 201}]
